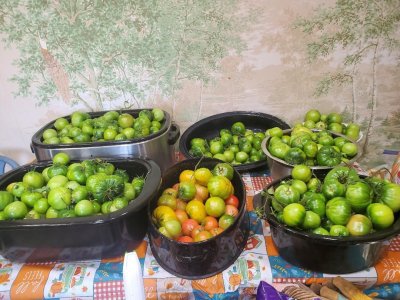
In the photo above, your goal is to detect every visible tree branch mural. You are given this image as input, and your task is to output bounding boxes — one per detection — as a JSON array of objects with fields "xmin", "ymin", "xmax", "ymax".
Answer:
[
  {"xmin": 295, "ymin": 0, "xmax": 400, "ymax": 159},
  {"xmin": 0, "ymin": 0, "xmax": 246, "ymax": 111}
]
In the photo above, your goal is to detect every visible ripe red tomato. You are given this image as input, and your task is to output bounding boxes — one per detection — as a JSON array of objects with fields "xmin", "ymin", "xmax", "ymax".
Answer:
[
  {"xmin": 181, "ymin": 219, "xmax": 199, "ymax": 236},
  {"xmin": 225, "ymin": 194, "xmax": 239, "ymax": 208}
]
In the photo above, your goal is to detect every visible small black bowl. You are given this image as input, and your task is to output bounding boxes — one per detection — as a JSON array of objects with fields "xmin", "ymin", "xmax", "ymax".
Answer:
[
  {"xmin": 0, "ymin": 158, "xmax": 161, "ymax": 262},
  {"xmin": 253, "ymin": 175, "xmax": 400, "ymax": 274},
  {"xmin": 179, "ymin": 111, "xmax": 290, "ymax": 172},
  {"xmin": 147, "ymin": 158, "xmax": 250, "ymax": 279}
]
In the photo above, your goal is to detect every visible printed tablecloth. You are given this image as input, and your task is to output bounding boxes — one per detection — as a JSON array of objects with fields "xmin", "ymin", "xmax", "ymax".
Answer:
[{"xmin": 1, "ymin": 156, "xmax": 400, "ymax": 299}]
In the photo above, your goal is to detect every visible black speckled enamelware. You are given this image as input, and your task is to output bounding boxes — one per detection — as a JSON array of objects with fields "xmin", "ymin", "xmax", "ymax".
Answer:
[
  {"xmin": 179, "ymin": 111, "xmax": 290, "ymax": 172},
  {"xmin": 147, "ymin": 158, "xmax": 250, "ymax": 279},
  {"xmin": 0, "ymin": 158, "xmax": 161, "ymax": 262},
  {"xmin": 253, "ymin": 175, "xmax": 400, "ymax": 274}
]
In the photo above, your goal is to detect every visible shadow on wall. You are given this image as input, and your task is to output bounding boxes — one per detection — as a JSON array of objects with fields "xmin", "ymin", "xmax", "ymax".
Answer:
[{"xmin": 0, "ymin": 148, "xmax": 36, "ymax": 166}]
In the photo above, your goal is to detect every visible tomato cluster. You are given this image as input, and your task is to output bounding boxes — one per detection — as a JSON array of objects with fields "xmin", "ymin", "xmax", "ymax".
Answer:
[
  {"xmin": 188, "ymin": 121, "xmax": 267, "ymax": 165},
  {"xmin": 267, "ymin": 126, "xmax": 358, "ymax": 167},
  {"xmin": 300, "ymin": 109, "xmax": 361, "ymax": 141},
  {"xmin": 42, "ymin": 108, "xmax": 165, "ymax": 144},
  {"xmin": 152, "ymin": 163, "xmax": 240, "ymax": 242},
  {"xmin": 0, "ymin": 153, "xmax": 145, "ymax": 220},
  {"xmin": 267, "ymin": 165, "xmax": 400, "ymax": 237}
]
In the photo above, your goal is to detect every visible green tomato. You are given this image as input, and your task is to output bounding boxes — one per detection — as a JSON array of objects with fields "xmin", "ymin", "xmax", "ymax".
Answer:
[
  {"xmin": 282, "ymin": 203, "xmax": 306, "ymax": 227},
  {"xmin": 48, "ymin": 187, "xmax": 72, "ymax": 210},
  {"xmin": 0, "ymin": 191, "xmax": 14, "ymax": 210},
  {"xmin": 330, "ymin": 225, "xmax": 349, "ymax": 236},
  {"xmin": 316, "ymin": 146, "xmax": 342, "ymax": 167},
  {"xmin": 4, "ymin": 201, "xmax": 28, "ymax": 220},
  {"xmin": 291, "ymin": 179, "xmax": 308, "ymax": 195},
  {"xmin": 322, "ymin": 179, "xmax": 345, "ymax": 199},
  {"xmin": 212, "ymin": 163, "xmax": 234, "ymax": 180},
  {"xmin": 267, "ymin": 127, "xmax": 283, "ymax": 138},
  {"xmin": 284, "ymin": 148, "xmax": 306, "ymax": 165},
  {"xmin": 231, "ymin": 122, "xmax": 246, "ymax": 135},
  {"xmin": 152, "ymin": 108, "xmax": 165, "ymax": 122},
  {"xmin": 178, "ymin": 181, "xmax": 196, "ymax": 201},
  {"xmin": 274, "ymin": 184, "xmax": 300, "ymax": 207},
  {"xmin": 302, "ymin": 210, "xmax": 321, "ymax": 229},
  {"xmin": 268, "ymin": 142, "xmax": 290, "ymax": 160},
  {"xmin": 74, "ymin": 200, "xmax": 95, "ymax": 217},
  {"xmin": 326, "ymin": 197, "xmax": 351, "ymax": 225},
  {"xmin": 303, "ymin": 191, "xmax": 326, "ymax": 218},
  {"xmin": 312, "ymin": 227, "xmax": 330, "ymax": 236},
  {"xmin": 305, "ymin": 109, "xmax": 321, "ymax": 122},
  {"xmin": 345, "ymin": 181, "xmax": 372, "ymax": 213},
  {"xmin": 367, "ymin": 203, "xmax": 395, "ymax": 230}
]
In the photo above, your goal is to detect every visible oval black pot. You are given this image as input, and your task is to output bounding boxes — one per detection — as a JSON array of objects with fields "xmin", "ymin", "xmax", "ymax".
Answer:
[
  {"xmin": 179, "ymin": 111, "xmax": 290, "ymax": 173},
  {"xmin": 0, "ymin": 158, "xmax": 161, "ymax": 262}
]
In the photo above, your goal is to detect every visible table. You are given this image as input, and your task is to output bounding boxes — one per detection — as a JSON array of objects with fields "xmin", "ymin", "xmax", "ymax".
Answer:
[{"xmin": 0, "ymin": 160, "xmax": 399, "ymax": 299}]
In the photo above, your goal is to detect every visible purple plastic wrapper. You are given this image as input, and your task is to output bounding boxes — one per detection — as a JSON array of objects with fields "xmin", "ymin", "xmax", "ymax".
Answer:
[{"xmin": 256, "ymin": 281, "xmax": 291, "ymax": 300}]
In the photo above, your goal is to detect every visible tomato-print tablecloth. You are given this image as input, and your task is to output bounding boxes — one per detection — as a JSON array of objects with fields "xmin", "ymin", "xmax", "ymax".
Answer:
[{"xmin": 1, "ymin": 154, "xmax": 400, "ymax": 299}]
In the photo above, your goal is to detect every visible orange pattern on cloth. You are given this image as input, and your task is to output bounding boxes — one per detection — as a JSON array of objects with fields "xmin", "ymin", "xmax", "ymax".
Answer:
[
  {"xmin": 374, "ymin": 250, "xmax": 400, "ymax": 285},
  {"xmin": 191, "ymin": 274, "xmax": 225, "ymax": 295},
  {"xmin": 10, "ymin": 263, "xmax": 56, "ymax": 300}
]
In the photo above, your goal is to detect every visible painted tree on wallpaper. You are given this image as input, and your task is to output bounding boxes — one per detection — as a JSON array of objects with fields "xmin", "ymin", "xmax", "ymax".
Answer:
[
  {"xmin": 295, "ymin": 0, "xmax": 400, "ymax": 162},
  {"xmin": 0, "ymin": 0, "xmax": 245, "ymax": 112}
]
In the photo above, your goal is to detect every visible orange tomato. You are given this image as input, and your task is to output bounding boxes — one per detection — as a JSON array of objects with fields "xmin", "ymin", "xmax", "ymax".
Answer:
[
  {"xmin": 195, "ymin": 184, "xmax": 209, "ymax": 202},
  {"xmin": 176, "ymin": 235, "xmax": 194, "ymax": 243},
  {"xmin": 209, "ymin": 227, "xmax": 224, "ymax": 237},
  {"xmin": 181, "ymin": 219, "xmax": 199, "ymax": 236},
  {"xmin": 194, "ymin": 230, "xmax": 213, "ymax": 242},
  {"xmin": 225, "ymin": 204, "xmax": 239, "ymax": 217},
  {"xmin": 176, "ymin": 199, "xmax": 187, "ymax": 211},
  {"xmin": 202, "ymin": 216, "xmax": 219, "ymax": 231},
  {"xmin": 190, "ymin": 225, "xmax": 204, "ymax": 239},
  {"xmin": 175, "ymin": 209, "xmax": 189, "ymax": 224}
]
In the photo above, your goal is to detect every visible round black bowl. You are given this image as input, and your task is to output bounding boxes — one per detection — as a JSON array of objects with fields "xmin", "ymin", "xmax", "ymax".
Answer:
[
  {"xmin": 253, "ymin": 175, "xmax": 400, "ymax": 274},
  {"xmin": 0, "ymin": 157, "xmax": 161, "ymax": 262},
  {"xmin": 261, "ymin": 128, "xmax": 362, "ymax": 180},
  {"xmin": 179, "ymin": 111, "xmax": 290, "ymax": 172},
  {"xmin": 147, "ymin": 158, "xmax": 250, "ymax": 279}
]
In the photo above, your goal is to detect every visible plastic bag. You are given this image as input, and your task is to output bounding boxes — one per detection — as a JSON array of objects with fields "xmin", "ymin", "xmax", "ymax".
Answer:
[{"xmin": 256, "ymin": 281, "xmax": 291, "ymax": 300}]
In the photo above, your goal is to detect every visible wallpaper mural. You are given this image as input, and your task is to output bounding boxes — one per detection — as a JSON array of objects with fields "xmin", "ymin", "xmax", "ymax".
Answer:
[{"xmin": 0, "ymin": 0, "xmax": 399, "ymax": 169}]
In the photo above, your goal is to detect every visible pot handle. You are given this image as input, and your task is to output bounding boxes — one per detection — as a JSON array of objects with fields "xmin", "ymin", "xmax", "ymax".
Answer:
[{"xmin": 168, "ymin": 122, "xmax": 180, "ymax": 145}]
